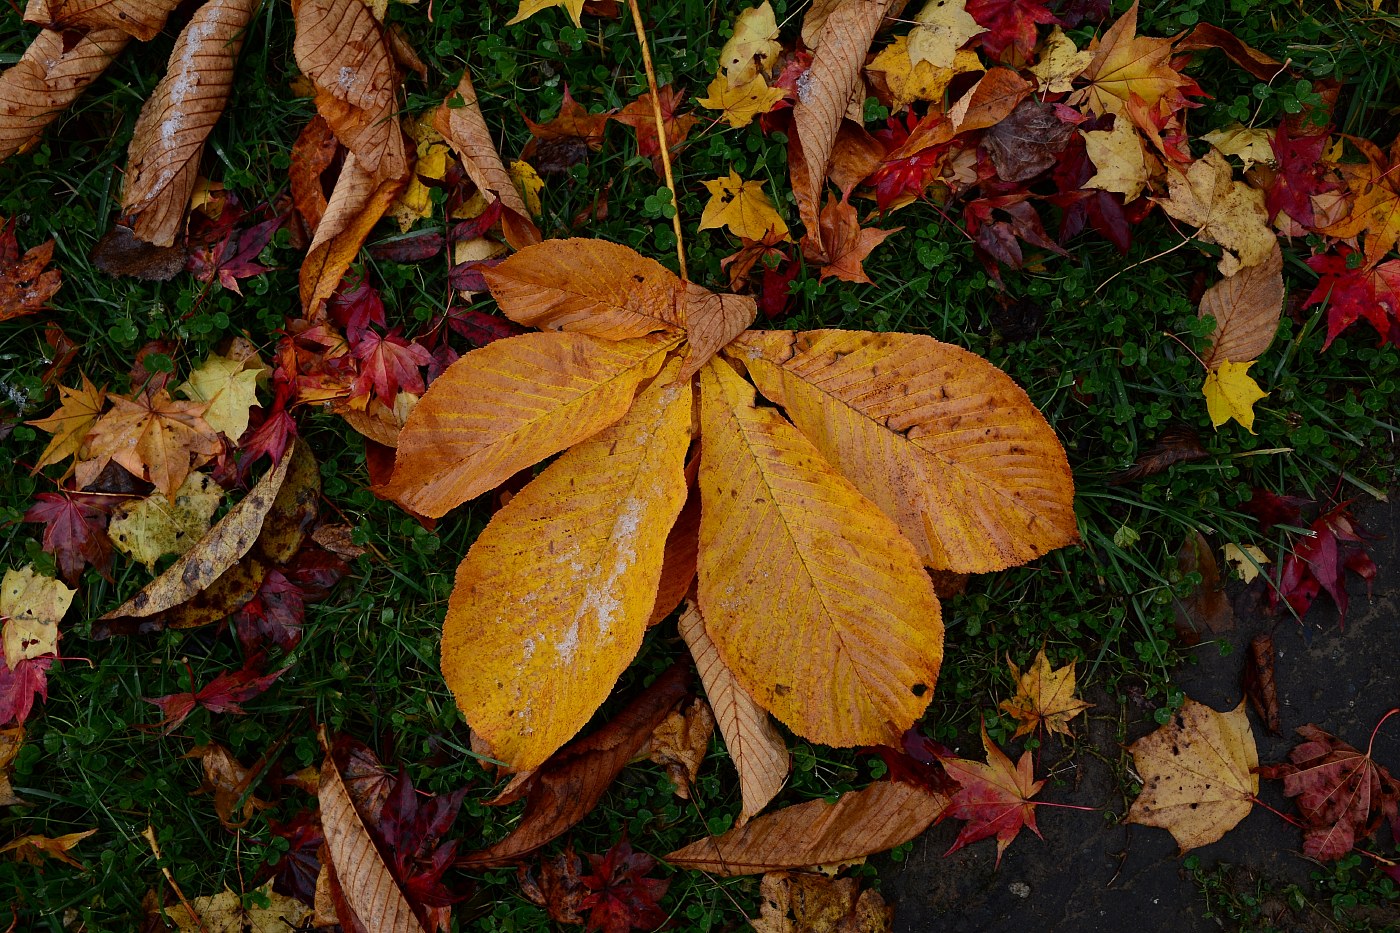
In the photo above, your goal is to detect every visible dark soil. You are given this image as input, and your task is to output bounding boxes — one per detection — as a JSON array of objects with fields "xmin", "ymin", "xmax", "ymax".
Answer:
[{"xmin": 882, "ymin": 496, "xmax": 1400, "ymax": 932}]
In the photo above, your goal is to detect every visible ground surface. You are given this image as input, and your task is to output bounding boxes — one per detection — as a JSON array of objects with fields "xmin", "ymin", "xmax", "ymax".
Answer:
[{"xmin": 884, "ymin": 495, "xmax": 1400, "ymax": 932}]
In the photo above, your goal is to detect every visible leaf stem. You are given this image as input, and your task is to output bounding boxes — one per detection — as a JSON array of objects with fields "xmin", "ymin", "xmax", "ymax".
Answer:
[
  {"xmin": 624, "ymin": 0, "xmax": 688, "ymax": 281},
  {"xmin": 1366, "ymin": 707, "xmax": 1399, "ymax": 758},
  {"xmin": 143, "ymin": 825, "xmax": 208, "ymax": 933}
]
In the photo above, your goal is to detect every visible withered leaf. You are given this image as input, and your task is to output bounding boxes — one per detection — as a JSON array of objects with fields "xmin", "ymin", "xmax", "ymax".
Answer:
[
  {"xmin": 750, "ymin": 872, "xmax": 892, "ymax": 933},
  {"xmin": 0, "ymin": 218, "xmax": 61, "ymax": 323},
  {"xmin": 1200, "ymin": 241, "xmax": 1283, "ymax": 369},
  {"xmin": 1242, "ymin": 633, "xmax": 1279, "ymax": 735},
  {"xmin": 25, "ymin": 0, "xmax": 180, "ymax": 41},
  {"xmin": 982, "ymin": 99, "xmax": 1074, "ymax": 183},
  {"xmin": 1109, "ymin": 424, "xmax": 1208, "ymax": 485},
  {"xmin": 1172, "ymin": 530, "xmax": 1234, "ymax": 646},
  {"xmin": 90, "ymin": 224, "xmax": 187, "ymax": 281}
]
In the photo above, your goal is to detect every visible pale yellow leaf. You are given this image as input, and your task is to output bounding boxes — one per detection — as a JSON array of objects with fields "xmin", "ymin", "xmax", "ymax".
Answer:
[
  {"xmin": 1158, "ymin": 148, "xmax": 1275, "ymax": 276},
  {"xmin": 442, "ymin": 359, "xmax": 692, "ymax": 770},
  {"xmin": 908, "ymin": 0, "xmax": 985, "ymax": 69},
  {"xmin": 507, "ymin": 0, "xmax": 584, "ymax": 27},
  {"xmin": 381, "ymin": 332, "xmax": 680, "ymax": 518},
  {"xmin": 1, "ymin": 566, "xmax": 72, "ymax": 666},
  {"xmin": 1202, "ymin": 359, "xmax": 1267, "ymax": 433},
  {"xmin": 696, "ymin": 359, "xmax": 943, "ymax": 747},
  {"xmin": 1083, "ymin": 117, "xmax": 1151, "ymax": 203},
  {"xmin": 108, "ymin": 472, "xmax": 224, "ymax": 570},
  {"xmin": 699, "ymin": 169, "xmax": 789, "ymax": 241},
  {"xmin": 718, "ymin": 2, "xmax": 781, "ymax": 87},
  {"xmin": 1125, "ymin": 698, "xmax": 1257, "ymax": 852},
  {"xmin": 164, "ymin": 882, "xmax": 312, "ymax": 933},
  {"xmin": 1029, "ymin": 27, "xmax": 1092, "ymax": 94},
  {"xmin": 508, "ymin": 159, "xmax": 543, "ymax": 217},
  {"xmin": 177, "ymin": 353, "xmax": 264, "ymax": 440},
  {"xmin": 1203, "ymin": 123, "xmax": 1276, "ymax": 171},
  {"xmin": 732, "ymin": 330, "xmax": 1078, "ymax": 573},
  {"xmin": 678, "ymin": 600, "xmax": 789, "ymax": 824},
  {"xmin": 697, "ymin": 73, "xmax": 785, "ymax": 129},
  {"xmin": 1223, "ymin": 543, "xmax": 1268, "ymax": 583}
]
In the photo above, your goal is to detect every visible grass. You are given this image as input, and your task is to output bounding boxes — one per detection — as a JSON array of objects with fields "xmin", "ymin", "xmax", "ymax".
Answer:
[{"xmin": 2, "ymin": 0, "xmax": 1400, "ymax": 929}]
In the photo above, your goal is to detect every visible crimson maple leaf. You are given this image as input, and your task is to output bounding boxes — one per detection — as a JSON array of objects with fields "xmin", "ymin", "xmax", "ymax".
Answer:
[
  {"xmin": 186, "ymin": 206, "xmax": 286, "ymax": 295},
  {"xmin": 968, "ymin": 0, "xmax": 1060, "ymax": 63},
  {"xmin": 1266, "ymin": 123, "xmax": 1337, "ymax": 230},
  {"xmin": 876, "ymin": 727, "xmax": 959, "ymax": 797},
  {"xmin": 866, "ymin": 112, "xmax": 949, "ymax": 213},
  {"xmin": 938, "ymin": 725, "xmax": 1045, "ymax": 865},
  {"xmin": 0, "ymin": 657, "xmax": 52, "ymax": 727},
  {"xmin": 231, "ymin": 547, "xmax": 347, "ymax": 652},
  {"xmin": 1241, "ymin": 487, "xmax": 1310, "ymax": 533},
  {"xmin": 376, "ymin": 768, "xmax": 467, "ymax": 911},
  {"xmin": 1258, "ymin": 716, "xmax": 1400, "ymax": 861},
  {"xmin": 1270, "ymin": 501, "xmax": 1377, "ymax": 627},
  {"xmin": 579, "ymin": 838, "xmax": 670, "ymax": 933},
  {"xmin": 23, "ymin": 492, "xmax": 114, "ymax": 585},
  {"xmin": 327, "ymin": 276, "xmax": 387, "ymax": 344},
  {"xmin": 227, "ymin": 386, "xmax": 299, "ymax": 482},
  {"xmin": 144, "ymin": 655, "xmax": 289, "ymax": 734},
  {"xmin": 964, "ymin": 190, "xmax": 1068, "ymax": 282},
  {"xmin": 1304, "ymin": 248, "xmax": 1400, "ymax": 348},
  {"xmin": 351, "ymin": 329, "xmax": 435, "ymax": 402}
]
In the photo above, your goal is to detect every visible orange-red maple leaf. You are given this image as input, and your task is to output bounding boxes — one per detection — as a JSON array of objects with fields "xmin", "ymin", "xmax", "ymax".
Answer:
[
  {"xmin": 85, "ymin": 390, "xmax": 221, "ymax": 501},
  {"xmin": 1323, "ymin": 136, "xmax": 1400, "ymax": 267},
  {"xmin": 524, "ymin": 87, "xmax": 612, "ymax": 174},
  {"xmin": 814, "ymin": 197, "xmax": 900, "ymax": 285},
  {"xmin": 612, "ymin": 85, "xmax": 699, "ymax": 175},
  {"xmin": 938, "ymin": 725, "xmax": 1044, "ymax": 865}
]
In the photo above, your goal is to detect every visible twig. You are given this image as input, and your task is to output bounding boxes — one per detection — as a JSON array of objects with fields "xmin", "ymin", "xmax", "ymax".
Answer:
[
  {"xmin": 625, "ymin": 0, "xmax": 688, "ymax": 281},
  {"xmin": 143, "ymin": 825, "xmax": 208, "ymax": 933}
]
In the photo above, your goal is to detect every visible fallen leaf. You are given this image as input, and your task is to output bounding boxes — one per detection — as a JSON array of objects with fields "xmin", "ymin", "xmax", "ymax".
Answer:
[
  {"xmin": 145, "ymin": 656, "xmax": 288, "ymax": 734},
  {"xmin": 1159, "ymin": 149, "xmax": 1275, "ymax": 276},
  {"xmin": 718, "ymin": 2, "xmax": 782, "ymax": 87},
  {"xmin": 26, "ymin": 0, "xmax": 180, "ymax": 39},
  {"xmin": 1203, "ymin": 123, "xmax": 1275, "ymax": 171},
  {"xmin": 947, "ymin": 67, "xmax": 1034, "ymax": 134},
  {"xmin": 0, "ymin": 725, "xmax": 23, "ymax": 805},
  {"xmin": 866, "ymin": 38, "xmax": 982, "ymax": 113},
  {"xmin": 1323, "ymin": 136, "xmax": 1400, "ymax": 267},
  {"xmin": 1172, "ymin": 530, "xmax": 1234, "ymax": 645},
  {"xmin": 1125, "ymin": 697, "xmax": 1258, "ymax": 852},
  {"xmin": 1028, "ymin": 26, "xmax": 1091, "ymax": 93},
  {"xmin": 908, "ymin": 0, "xmax": 986, "ymax": 69},
  {"xmin": 0, "ymin": 569, "xmax": 67, "ymax": 668},
  {"xmin": 162, "ymin": 880, "xmax": 312, "ymax": 932},
  {"xmin": 459, "ymin": 662, "xmax": 691, "ymax": 866},
  {"xmin": 613, "ymin": 85, "xmax": 699, "ymax": 175},
  {"xmin": 0, "ymin": 27, "xmax": 131, "ymax": 163},
  {"xmin": 187, "ymin": 743, "xmax": 269, "ymax": 828},
  {"xmin": 26, "ymin": 374, "xmax": 105, "ymax": 473},
  {"xmin": 1202, "ymin": 359, "xmax": 1267, "ymax": 432},
  {"xmin": 108, "ymin": 472, "xmax": 223, "ymax": 570},
  {"xmin": 1200, "ymin": 241, "xmax": 1283, "ymax": 368},
  {"xmin": 389, "ymin": 114, "xmax": 452, "ymax": 232},
  {"xmin": 89, "ymin": 223, "xmax": 187, "ymax": 281},
  {"xmin": 666, "ymin": 780, "xmax": 946, "ymax": 875},
  {"xmin": 1270, "ymin": 501, "xmax": 1376, "ymax": 627},
  {"xmin": 813, "ymin": 196, "xmax": 898, "ymax": 284},
  {"xmin": 1223, "ymin": 543, "xmax": 1268, "ymax": 583},
  {"xmin": 84, "ymin": 389, "xmax": 221, "ymax": 502},
  {"xmin": 939, "ymin": 725, "xmax": 1044, "ymax": 865},
  {"xmin": 119, "ymin": 0, "xmax": 256, "ymax": 248},
  {"xmin": 523, "ymin": 87, "xmax": 610, "ymax": 173},
  {"xmin": 647, "ymin": 697, "xmax": 715, "ymax": 799},
  {"xmin": 509, "ymin": 159, "xmax": 543, "ymax": 217},
  {"xmin": 298, "ymin": 153, "xmax": 407, "ymax": 316},
  {"xmin": 750, "ymin": 871, "xmax": 892, "ymax": 933},
  {"xmin": 1, "ymin": 828, "xmax": 96, "ymax": 869},
  {"xmin": 1108, "ymin": 424, "xmax": 1209, "ymax": 484},
  {"xmin": 1266, "ymin": 123, "xmax": 1336, "ymax": 231},
  {"xmin": 1176, "ymin": 22, "xmax": 1286, "ymax": 83},
  {"xmin": 518, "ymin": 847, "xmax": 587, "ymax": 925},
  {"xmin": 0, "ymin": 218, "xmax": 61, "ymax": 322},
  {"xmin": 982, "ymin": 99, "xmax": 1075, "ymax": 183},
  {"xmin": 1082, "ymin": 116, "xmax": 1151, "ymax": 203},
  {"xmin": 579, "ymin": 837, "xmax": 670, "ymax": 933},
  {"xmin": 678, "ymin": 600, "xmax": 789, "ymax": 824},
  {"xmin": 700, "ymin": 169, "xmax": 790, "ymax": 241},
  {"xmin": 1302, "ymin": 249, "xmax": 1400, "ymax": 349},
  {"xmin": 177, "ymin": 352, "xmax": 265, "ymax": 441},
  {"xmin": 1258, "ymin": 718, "xmax": 1400, "ymax": 861},
  {"xmin": 290, "ymin": 115, "xmax": 339, "ymax": 233},
  {"xmin": 0, "ymin": 656, "xmax": 51, "ymax": 727},
  {"xmin": 998, "ymin": 649, "xmax": 1092, "ymax": 739},
  {"xmin": 508, "ymin": 0, "xmax": 584, "ymax": 27},
  {"xmin": 1241, "ymin": 633, "xmax": 1279, "ymax": 735},
  {"xmin": 1070, "ymin": 1, "xmax": 1198, "ymax": 127}
]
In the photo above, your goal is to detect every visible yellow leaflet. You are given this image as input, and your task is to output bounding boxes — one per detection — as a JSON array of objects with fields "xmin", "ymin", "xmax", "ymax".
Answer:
[
  {"xmin": 1202, "ymin": 359, "xmax": 1267, "ymax": 433},
  {"xmin": 699, "ymin": 169, "xmax": 789, "ymax": 241}
]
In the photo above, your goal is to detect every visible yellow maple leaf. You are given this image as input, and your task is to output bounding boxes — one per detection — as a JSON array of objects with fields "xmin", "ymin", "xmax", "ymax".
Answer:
[
  {"xmin": 1, "ymin": 565, "xmax": 73, "ymax": 668},
  {"xmin": 26, "ymin": 374, "xmax": 106, "ymax": 473},
  {"xmin": 1158, "ymin": 150, "xmax": 1275, "ymax": 276},
  {"xmin": 509, "ymin": 159, "xmax": 544, "ymax": 217},
  {"xmin": 507, "ymin": 0, "xmax": 584, "ymax": 28},
  {"xmin": 1029, "ymin": 27, "xmax": 1092, "ymax": 94},
  {"xmin": 177, "ymin": 352, "xmax": 264, "ymax": 440},
  {"xmin": 998, "ymin": 648, "xmax": 1093, "ymax": 739},
  {"xmin": 1083, "ymin": 117, "xmax": 1152, "ymax": 203},
  {"xmin": 697, "ymin": 74, "xmax": 786, "ymax": 129},
  {"xmin": 1223, "ymin": 543, "xmax": 1268, "ymax": 583},
  {"xmin": 908, "ymin": 0, "xmax": 985, "ymax": 70},
  {"xmin": 1202, "ymin": 360, "xmax": 1267, "ymax": 433},
  {"xmin": 718, "ymin": 2, "xmax": 781, "ymax": 87},
  {"xmin": 1202, "ymin": 123, "xmax": 1276, "ymax": 171},
  {"xmin": 699, "ymin": 169, "xmax": 789, "ymax": 241},
  {"xmin": 867, "ymin": 37, "xmax": 982, "ymax": 112}
]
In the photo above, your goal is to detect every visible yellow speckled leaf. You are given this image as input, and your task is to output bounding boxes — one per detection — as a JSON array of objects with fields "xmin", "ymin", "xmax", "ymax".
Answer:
[
  {"xmin": 380, "ymin": 332, "xmax": 679, "ymax": 518},
  {"xmin": 696, "ymin": 359, "xmax": 942, "ymax": 748},
  {"xmin": 442, "ymin": 359, "xmax": 692, "ymax": 770},
  {"xmin": 733, "ymin": 330, "xmax": 1077, "ymax": 573}
]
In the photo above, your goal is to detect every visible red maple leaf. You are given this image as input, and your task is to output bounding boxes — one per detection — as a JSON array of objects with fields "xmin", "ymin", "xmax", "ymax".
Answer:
[
  {"xmin": 351, "ymin": 329, "xmax": 435, "ymax": 402},
  {"xmin": 866, "ymin": 112, "xmax": 949, "ymax": 213},
  {"xmin": 376, "ymin": 768, "xmax": 467, "ymax": 912},
  {"xmin": 227, "ymin": 385, "xmax": 299, "ymax": 482},
  {"xmin": 1267, "ymin": 123, "xmax": 1337, "ymax": 230},
  {"xmin": 579, "ymin": 838, "xmax": 670, "ymax": 933},
  {"xmin": 23, "ymin": 491, "xmax": 114, "ymax": 585},
  {"xmin": 186, "ymin": 208, "xmax": 286, "ymax": 295},
  {"xmin": 758, "ymin": 260, "xmax": 801, "ymax": 320},
  {"xmin": 1258, "ymin": 714, "xmax": 1400, "ymax": 861},
  {"xmin": 967, "ymin": 0, "xmax": 1059, "ymax": 63},
  {"xmin": 144, "ymin": 654, "xmax": 289, "ymax": 734},
  {"xmin": 938, "ymin": 725, "xmax": 1044, "ymax": 865},
  {"xmin": 1270, "ymin": 501, "xmax": 1377, "ymax": 627},
  {"xmin": 876, "ymin": 727, "xmax": 959, "ymax": 797},
  {"xmin": 261, "ymin": 810, "xmax": 324, "ymax": 906},
  {"xmin": 1241, "ymin": 487, "xmax": 1310, "ymax": 533},
  {"xmin": 0, "ymin": 657, "xmax": 52, "ymax": 726},
  {"xmin": 519, "ymin": 847, "xmax": 587, "ymax": 924},
  {"xmin": 327, "ymin": 276, "xmax": 387, "ymax": 344},
  {"xmin": 231, "ymin": 547, "xmax": 347, "ymax": 653},
  {"xmin": 1049, "ymin": 122, "xmax": 1146, "ymax": 254},
  {"xmin": 1304, "ymin": 248, "xmax": 1400, "ymax": 348},
  {"xmin": 964, "ymin": 191, "xmax": 1068, "ymax": 283}
]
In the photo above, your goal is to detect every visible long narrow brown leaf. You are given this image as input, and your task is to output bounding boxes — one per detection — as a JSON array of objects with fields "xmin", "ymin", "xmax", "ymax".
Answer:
[
  {"xmin": 121, "ymin": 0, "xmax": 257, "ymax": 247},
  {"xmin": 678, "ymin": 600, "xmax": 789, "ymax": 825},
  {"xmin": 318, "ymin": 730, "xmax": 429, "ymax": 933},
  {"xmin": 0, "ymin": 27, "xmax": 131, "ymax": 164},
  {"xmin": 665, "ymin": 780, "xmax": 946, "ymax": 875},
  {"xmin": 435, "ymin": 69, "xmax": 541, "ymax": 250},
  {"xmin": 458, "ymin": 663, "xmax": 691, "ymax": 867},
  {"xmin": 299, "ymin": 153, "xmax": 406, "ymax": 314},
  {"xmin": 24, "ymin": 0, "xmax": 180, "ymax": 41}
]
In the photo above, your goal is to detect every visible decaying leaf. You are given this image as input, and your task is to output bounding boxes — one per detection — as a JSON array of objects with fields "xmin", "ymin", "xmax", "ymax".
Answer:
[
  {"xmin": 999, "ymin": 649, "xmax": 1093, "ymax": 739},
  {"xmin": 646, "ymin": 697, "xmax": 715, "ymax": 799},
  {"xmin": 160, "ymin": 881, "xmax": 312, "ymax": 933},
  {"xmin": 1200, "ymin": 241, "xmax": 1283, "ymax": 369},
  {"xmin": 1242, "ymin": 633, "xmax": 1279, "ymax": 735},
  {"xmin": 108, "ymin": 471, "xmax": 224, "ymax": 569},
  {"xmin": 666, "ymin": 780, "xmax": 946, "ymax": 875},
  {"xmin": 0, "ymin": 218, "xmax": 62, "ymax": 322},
  {"xmin": 1108, "ymin": 424, "xmax": 1208, "ymax": 485},
  {"xmin": 1202, "ymin": 359, "xmax": 1268, "ymax": 433},
  {"xmin": 750, "ymin": 872, "xmax": 893, "ymax": 933},
  {"xmin": 1159, "ymin": 149, "xmax": 1275, "ymax": 276},
  {"xmin": 120, "ymin": 0, "xmax": 257, "ymax": 247},
  {"xmin": 678, "ymin": 600, "xmax": 789, "ymax": 825},
  {"xmin": 1029, "ymin": 27, "xmax": 1091, "ymax": 93},
  {"xmin": 1203, "ymin": 123, "xmax": 1275, "ymax": 171},
  {"xmin": 1, "ymin": 827, "xmax": 96, "ymax": 868},
  {"xmin": 697, "ymin": 73, "xmax": 786, "ymax": 129},
  {"xmin": 0, "ymin": 725, "xmax": 24, "ymax": 805},
  {"xmin": 718, "ymin": 2, "xmax": 782, "ymax": 87},
  {"xmin": 187, "ymin": 742, "xmax": 269, "ymax": 828},
  {"xmin": 1223, "ymin": 543, "xmax": 1268, "ymax": 583},
  {"xmin": 908, "ymin": 0, "xmax": 985, "ymax": 70},
  {"xmin": 1172, "ymin": 530, "xmax": 1234, "ymax": 645},
  {"xmin": 813, "ymin": 197, "xmax": 898, "ymax": 284},
  {"xmin": 1125, "ymin": 697, "xmax": 1258, "ymax": 852},
  {"xmin": 700, "ymin": 170, "xmax": 790, "ymax": 242},
  {"xmin": 1083, "ymin": 116, "xmax": 1151, "ymax": 203},
  {"xmin": 298, "ymin": 152, "xmax": 407, "ymax": 316},
  {"xmin": 0, "ymin": 27, "xmax": 131, "ymax": 164},
  {"xmin": 26, "ymin": 0, "xmax": 180, "ymax": 41}
]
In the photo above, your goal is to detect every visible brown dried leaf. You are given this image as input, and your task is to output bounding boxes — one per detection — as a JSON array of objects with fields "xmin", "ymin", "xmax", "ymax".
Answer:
[
  {"xmin": 750, "ymin": 872, "xmax": 893, "ymax": 933},
  {"xmin": 436, "ymin": 70, "xmax": 541, "ymax": 250},
  {"xmin": 292, "ymin": 0, "xmax": 409, "ymax": 181},
  {"xmin": 678, "ymin": 283, "xmax": 758, "ymax": 380},
  {"xmin": 1200, "ymin": 241, "xmax": 1283, "ymax": 369},
  {"xmin": 948, "ymin": 67, "xmax": 1034, "ymax": 135},
  {"xmin": 813, "ymin": 197, "xmax": 898, "ymax": 285},
  {"xmin": 0, "ymin": 230, "xmax": 61, "ymax": 323},
  {"xmin": 1108, "ymin": 424, "xmax": 1209, "ymax": 485},
  {"xmin": 647, "ymin": 697, "xmax": 714, "ymax": 799},
  {"xmin": 25, "ymin": 0, "xmax": 179, "ymax": 41},
  {"xmin": 290, "ymin": 116, "xmax": 339, "ymax": 234},
  {"xmin": 678, "ymin": 601, "xmax": 789, "ymax": 825},
  {"xmin": 458, "ymin": 663, "xmax": 690, "ymax": 867},
  {"xmin": 665, "ymin": 780, "xmax": 946, "ymax": 875},
  {"xmin": 0, "ymin": 725, "xmax": 25, "ymax": 806},
  {"xmin": 186, "ymin": 743, "xmax": 268, "ymax": 829},
  {"xmin": 90, "ymin": 224, "xmax": 187, "ymax": 280},
  {"xmin": 1, "ymin": 828, "xmax": 96, "ymax": 868},
  {"xmin": 647, "ymin": 475, "xmax": 699, "ymax": 627},
  {"xmin": 0, "ymin": 27, "xmax": 131, "ymax": 164},
  {"xmin": 119, "ymin": 0, "xmax": 255, "ymax": 247},
  {"xmin": 299, "ymin": 153, "xmax": 405, "ymax": 315},
  {"xmin": 982, "ymin": 100, "xmax": 1074, "ymax": 183},
  {"xmin": 318, "ymin": 731, "xmax": 429, "ymax": 933},
  {"xmin": 1172, "ymin": 530, "xmax": 1234, "ymax": 646},
  {"xmin": 1176, "ymin": 23, "xmax": 1286, "ymax": 83},
  {"xmin": 1242, "ymin": 633, "xmax": 1279, "ymax": 735}
]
